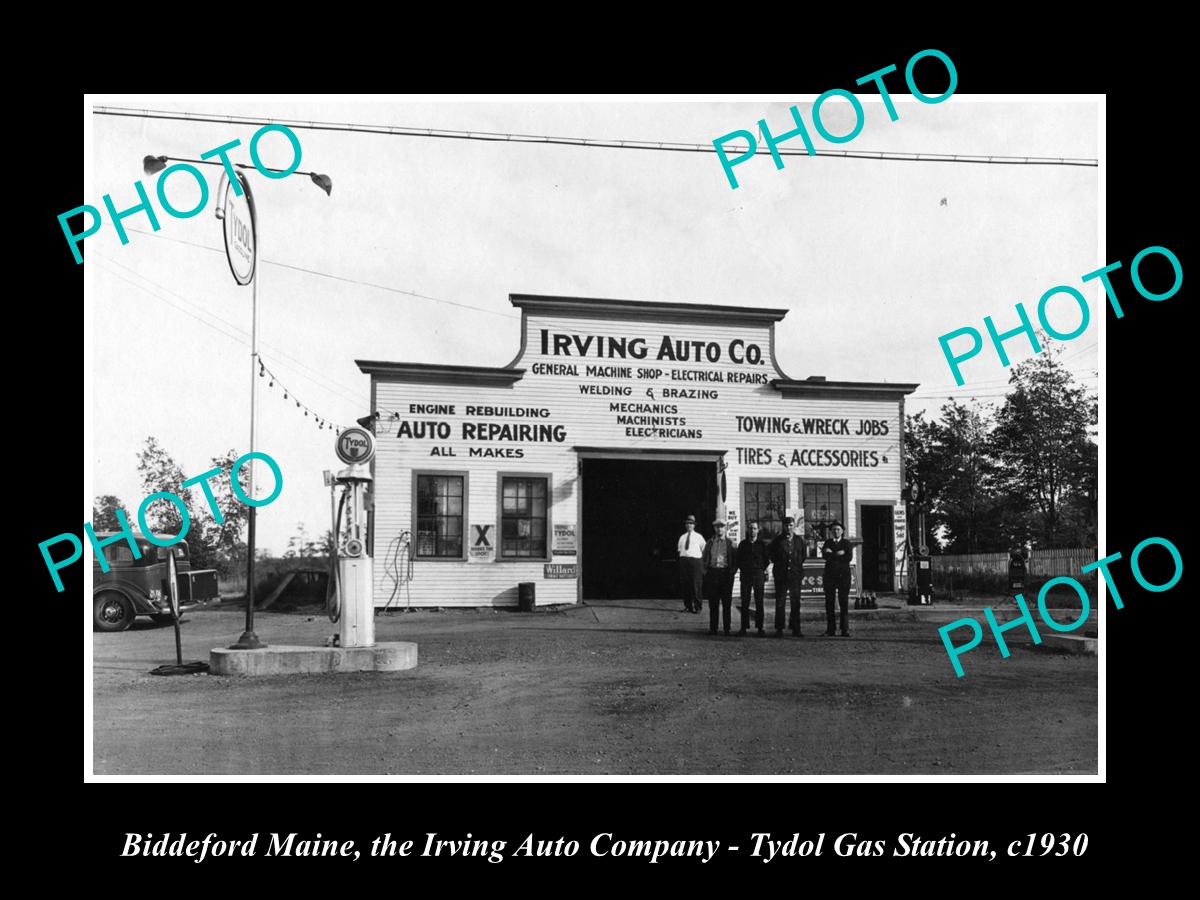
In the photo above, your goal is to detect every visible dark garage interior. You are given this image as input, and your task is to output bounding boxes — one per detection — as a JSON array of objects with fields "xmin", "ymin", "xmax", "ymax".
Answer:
[{"xmin": 581, "ymin": 457, "xmax": 717, "ymax": 600}]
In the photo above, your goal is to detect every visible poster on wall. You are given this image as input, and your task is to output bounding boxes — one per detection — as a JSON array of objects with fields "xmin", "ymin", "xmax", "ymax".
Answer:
[
  {"xmin": 725, "ymin": 508, "xmax": 739, "ymax": 542},
  {"xmin": 798, "ymin": 562, "xmax": 858, "ymax": 597},
  {"xmin": 552, "ymin": 522, "xmax": 577, "ymax": 556},
  {"xmin": 468, "ymin": 523, "xmax": 495, "ymax": 563},
  {"xmin": 544, "ymin": 563, "xmax": 577, "ymax": 579}
]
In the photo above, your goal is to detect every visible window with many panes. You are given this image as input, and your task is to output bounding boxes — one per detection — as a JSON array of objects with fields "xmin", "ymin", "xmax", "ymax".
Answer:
[
  {"xmin": 416, "ymin": 474, "xmax": 465, "ymax": 558},
  {"xmin": 803, "ymin": 482, "xmax": 845, "ymax": 544},
  {"xmin": 501, "ymin": 476, "xmax": 548, "ymax": 558},
  {"xmin": 743, "ymin": 480, "xmax": 787, "ymax": 540}
]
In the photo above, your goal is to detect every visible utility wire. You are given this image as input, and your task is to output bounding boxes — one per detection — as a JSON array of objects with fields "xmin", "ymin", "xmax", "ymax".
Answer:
[
  {"xmin": 93, "ymin": 258, "xmax": 359, "ymax": 428},
  {"xmin": 94, "ymin": 251, "xmax": 369, "ymax": 407},
  {"xmin": 102, "ymin": 239, "xmax": 1100, "ymax": 408},
  {"xmin": 94, "ymin": 106, "xmax": 1098, "ymax": 167},
  {"xmin": 95, "ymin": 260, "xmax": 247, "ymax": 345},
  {"xmin": 121, "ymin": 226, "xmax": 520, "ymax": 321}
]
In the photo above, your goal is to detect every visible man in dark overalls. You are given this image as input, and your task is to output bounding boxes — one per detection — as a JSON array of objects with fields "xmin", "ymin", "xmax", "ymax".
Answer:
[
  {"xmin": 769, "ymin": 516, "xmax": 804, "ymax": 637},
  {"xmin": 786, "ymin": 525, "xmax": 810, "ymax": 636},
  {"xmin": 736, "ymin": 520, "xmax": 769, "ymax": 635},
  {"xmin": 822, "ymin": 521, "xmax": 854, "ymax": 637}
]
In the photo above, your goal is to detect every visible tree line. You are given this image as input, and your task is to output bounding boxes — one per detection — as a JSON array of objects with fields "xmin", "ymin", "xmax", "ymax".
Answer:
[
  {"xmin": 904, "ymin": 343, "xmax": 1097, "ymax": 555},
  {"xmin": 93, "ymin": 437, "xmax": 336, "ymax": 579}
]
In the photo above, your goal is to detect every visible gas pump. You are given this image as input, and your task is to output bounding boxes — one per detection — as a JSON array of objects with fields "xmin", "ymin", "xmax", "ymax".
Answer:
[
  {"xmin": 327, "ymin": 426, "xmax": 377, "ymax": 648},
  {"xmin": 904, "ymin": 480, "xmax": 932, "ymax": 605}
]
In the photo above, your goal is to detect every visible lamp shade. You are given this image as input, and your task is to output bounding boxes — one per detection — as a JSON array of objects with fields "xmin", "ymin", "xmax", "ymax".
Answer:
[{"xmin": 310, "ymin": 173, "xmax": 333, "ymax": 196}]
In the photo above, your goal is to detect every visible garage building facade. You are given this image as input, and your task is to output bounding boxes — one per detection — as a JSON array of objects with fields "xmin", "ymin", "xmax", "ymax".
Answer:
[{"xmin": 358, "ymin": 294, "xmax": 917, "ymax": 608}]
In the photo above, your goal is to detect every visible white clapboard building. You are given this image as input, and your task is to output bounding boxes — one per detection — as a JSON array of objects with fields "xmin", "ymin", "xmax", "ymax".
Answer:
[{"xmin": 358, "ymin": 295, "xmax": 917, "ymax": 607}]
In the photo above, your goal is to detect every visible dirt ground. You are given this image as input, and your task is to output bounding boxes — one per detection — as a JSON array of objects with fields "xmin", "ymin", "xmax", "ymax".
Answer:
[{"xmin": 91, "ymin": 600, "xmax": 1097, "ymax": 775}]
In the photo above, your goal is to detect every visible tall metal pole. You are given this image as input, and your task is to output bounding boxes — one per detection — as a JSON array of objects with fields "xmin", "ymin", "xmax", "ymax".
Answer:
[{"xmin": 231, "ymin": 171, "xmax": 265, "ymax": 650}]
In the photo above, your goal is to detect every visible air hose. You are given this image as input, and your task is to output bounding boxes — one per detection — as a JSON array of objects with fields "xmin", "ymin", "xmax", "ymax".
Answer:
[{"xmin": 325, "ymin": 489, "xmax": 348, "ymax": 624}]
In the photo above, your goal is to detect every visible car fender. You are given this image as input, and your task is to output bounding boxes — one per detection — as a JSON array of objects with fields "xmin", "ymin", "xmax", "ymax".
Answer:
[{"xmin": 93, "ymin": 579, "xmax": 159, "ymax": 616}]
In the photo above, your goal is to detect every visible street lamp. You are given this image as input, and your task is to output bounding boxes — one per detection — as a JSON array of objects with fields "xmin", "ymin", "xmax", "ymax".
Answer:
[
  {"xmin": 142, "ymin": 152, "xmax": 332, "ymax": 650},
  {"xmin": 144, "ymin": 155, "xmax": 333, "ymax": 196}
]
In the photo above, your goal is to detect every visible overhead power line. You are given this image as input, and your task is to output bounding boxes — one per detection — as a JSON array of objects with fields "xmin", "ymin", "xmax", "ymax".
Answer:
[
  {"xmin": 94, "ymin": 106, "xmax": 1098, "ymax": 168},
  {"xmin": 94, "ymin": 251, "xmax": 369, "ymax": 405},
  {"xmin": 97, "ymin": 259, "xmax": 347, "ymax": 432},
  {"xmin": 93, "ymin": 255, "xmax": 366, "ymax": 413},
  {"xmin": 122, "ymin": 226, "xmax": 520, "ymax": 321}
]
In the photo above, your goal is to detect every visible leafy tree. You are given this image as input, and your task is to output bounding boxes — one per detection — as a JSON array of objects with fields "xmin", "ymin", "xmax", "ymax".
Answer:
[
  {"xmin": 195, "ymin": 448, "xmax": 251, "ymax": 575},
  {"xmin": 905, "ymin": 342, "xmax": 1096, "ymax": 554},
  {"xmin": 991, "ymin": 344, "xmax": 1097, "ymax": 547},
  {"xmin": 318, "ymin": 528, "xmax": 337, "ymax": 558},
  {"xmin": 136, "ymin": 437, "xmax": 189, "ymax": 539},
  {"xmin": 931, "ymin": 401, "xmax": 1003, "ymax": 554},
  {"xmin": 903, "ymin": 410, "xmax": 944, "ymax": 552},
  {"xmin": 134, "ymin": 437, "xmax": 253, "ymax": 575},
  {"xmin": 905, "ymin": 402, "xmax": 1004, "ymax": 554},
  {"xmin": 92, "ymin": 495, "xmax": 128, "ymax": 532},
  {"xmin": 280, "ymin": 523, "xmax": 335, "ymax": 560}
]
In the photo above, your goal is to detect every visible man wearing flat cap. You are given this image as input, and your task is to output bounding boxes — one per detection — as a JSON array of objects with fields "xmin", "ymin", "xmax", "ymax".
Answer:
[
  {"xmin": 702, "ymin": 519, "xmax": 735, "ymax": 635},
  {"xmin": 677, "ymin": 514, "xmax": 705, "ymax": 614}
]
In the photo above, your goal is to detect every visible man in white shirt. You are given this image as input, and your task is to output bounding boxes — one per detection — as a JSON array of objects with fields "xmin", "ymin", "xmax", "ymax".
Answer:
[{"xmin": 677, "ymin": 514, "xmax": 706, "ymax": 614}]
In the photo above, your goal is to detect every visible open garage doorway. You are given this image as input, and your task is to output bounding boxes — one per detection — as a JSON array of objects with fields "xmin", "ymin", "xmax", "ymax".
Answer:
[
  {"xmin": 859, "ymin": 503, "xmax": 896, "ymax": 592},
  {"xmin": 581, "ymin": 456, "xmax": 718, "ymax": 600}
]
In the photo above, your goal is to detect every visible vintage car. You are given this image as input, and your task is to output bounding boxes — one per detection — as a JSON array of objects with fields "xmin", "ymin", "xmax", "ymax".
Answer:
[{"xmin": 92, "ymin": 534, "xmax": 219, "ymax": 632}]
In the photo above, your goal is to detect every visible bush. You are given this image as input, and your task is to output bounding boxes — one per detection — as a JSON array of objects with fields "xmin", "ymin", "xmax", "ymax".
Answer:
[{"xmin": 932, "ymin": 570, "xmax": 1098, "ymax": 608}]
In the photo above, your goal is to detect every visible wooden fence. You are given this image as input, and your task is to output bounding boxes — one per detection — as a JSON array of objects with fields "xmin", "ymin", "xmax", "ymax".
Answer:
[{"xmin": 930, "ymin": 548, "xmax": 1097, "ymax": 578}]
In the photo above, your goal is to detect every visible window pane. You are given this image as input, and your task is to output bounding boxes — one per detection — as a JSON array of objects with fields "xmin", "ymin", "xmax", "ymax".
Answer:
[
  {"xmin": 744, "ymin": 481, "xmax": 785, "ymax": 540},
  {"xmin": 500, "ymin": 476, "xmax": 549, "ymax": 559},
  {"xmin": 803, "ymin": 483, "xmax": 845, "ymax": 543},
  {"xmin": 416, "ymin": 475, "xmax": 464, "ymax": 557}
]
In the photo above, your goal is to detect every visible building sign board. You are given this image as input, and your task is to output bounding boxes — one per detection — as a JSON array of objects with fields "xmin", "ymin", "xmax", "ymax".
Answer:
[
  {"xmin": 469, "ymin": 524, "xmax": 495, "ymax": 562},
  {"xmin": 220, "ymin": 175, "xmax": 256, "ymax": 286},
  {"xmin": 552, "ymin": 523, "xmax": 576, "ymax": 556}
]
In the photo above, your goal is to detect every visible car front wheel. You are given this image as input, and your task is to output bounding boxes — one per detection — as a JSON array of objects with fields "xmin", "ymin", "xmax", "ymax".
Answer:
[{"xmin": 94, "ymin": 592, "xmax": 135, "ymax": 632}]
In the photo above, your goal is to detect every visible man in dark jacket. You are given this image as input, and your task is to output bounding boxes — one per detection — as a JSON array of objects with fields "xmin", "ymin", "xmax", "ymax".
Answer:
[
  {"xmin": 782, "ymin": 525, "xmax": 811, "ymax": 638},
  {"xmin": 702, "ymin": 519, "xmax": 736, "ymax": 635},
  {"xmin": 735, "ymin": 520, "xmax": 769, "ymax": 635},
  {"xmin": 822, "ymin": 521, "xmax": 854, "ymax": 636},
  {"xmin": 768, "ymin": 517, "xmax": 805, "ymax": 637}
]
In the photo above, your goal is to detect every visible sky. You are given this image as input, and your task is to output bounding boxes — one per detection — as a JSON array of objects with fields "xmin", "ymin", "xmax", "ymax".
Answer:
[{"xmin": 87, "ymin": 96, "xmax": 1099, "ymax": 554}]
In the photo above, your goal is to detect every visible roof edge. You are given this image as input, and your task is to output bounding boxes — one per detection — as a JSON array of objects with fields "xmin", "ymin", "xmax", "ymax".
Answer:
[
  {"xmin": 510, "ymin": 293, "xmax": 789, "ymax": 324},
  {"xmin": 356, "ymin": 359, "xmax": 525, "ymax": 386},
  {"xmin": 771, "ymin": 379, "xmax": 919, "ymax": 400}
]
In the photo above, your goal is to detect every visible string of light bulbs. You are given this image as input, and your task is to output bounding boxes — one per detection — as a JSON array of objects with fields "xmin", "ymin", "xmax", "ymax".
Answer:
[{"xmin": 258, "ymin": 358, "xmax": 348, "ymax": 434}]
